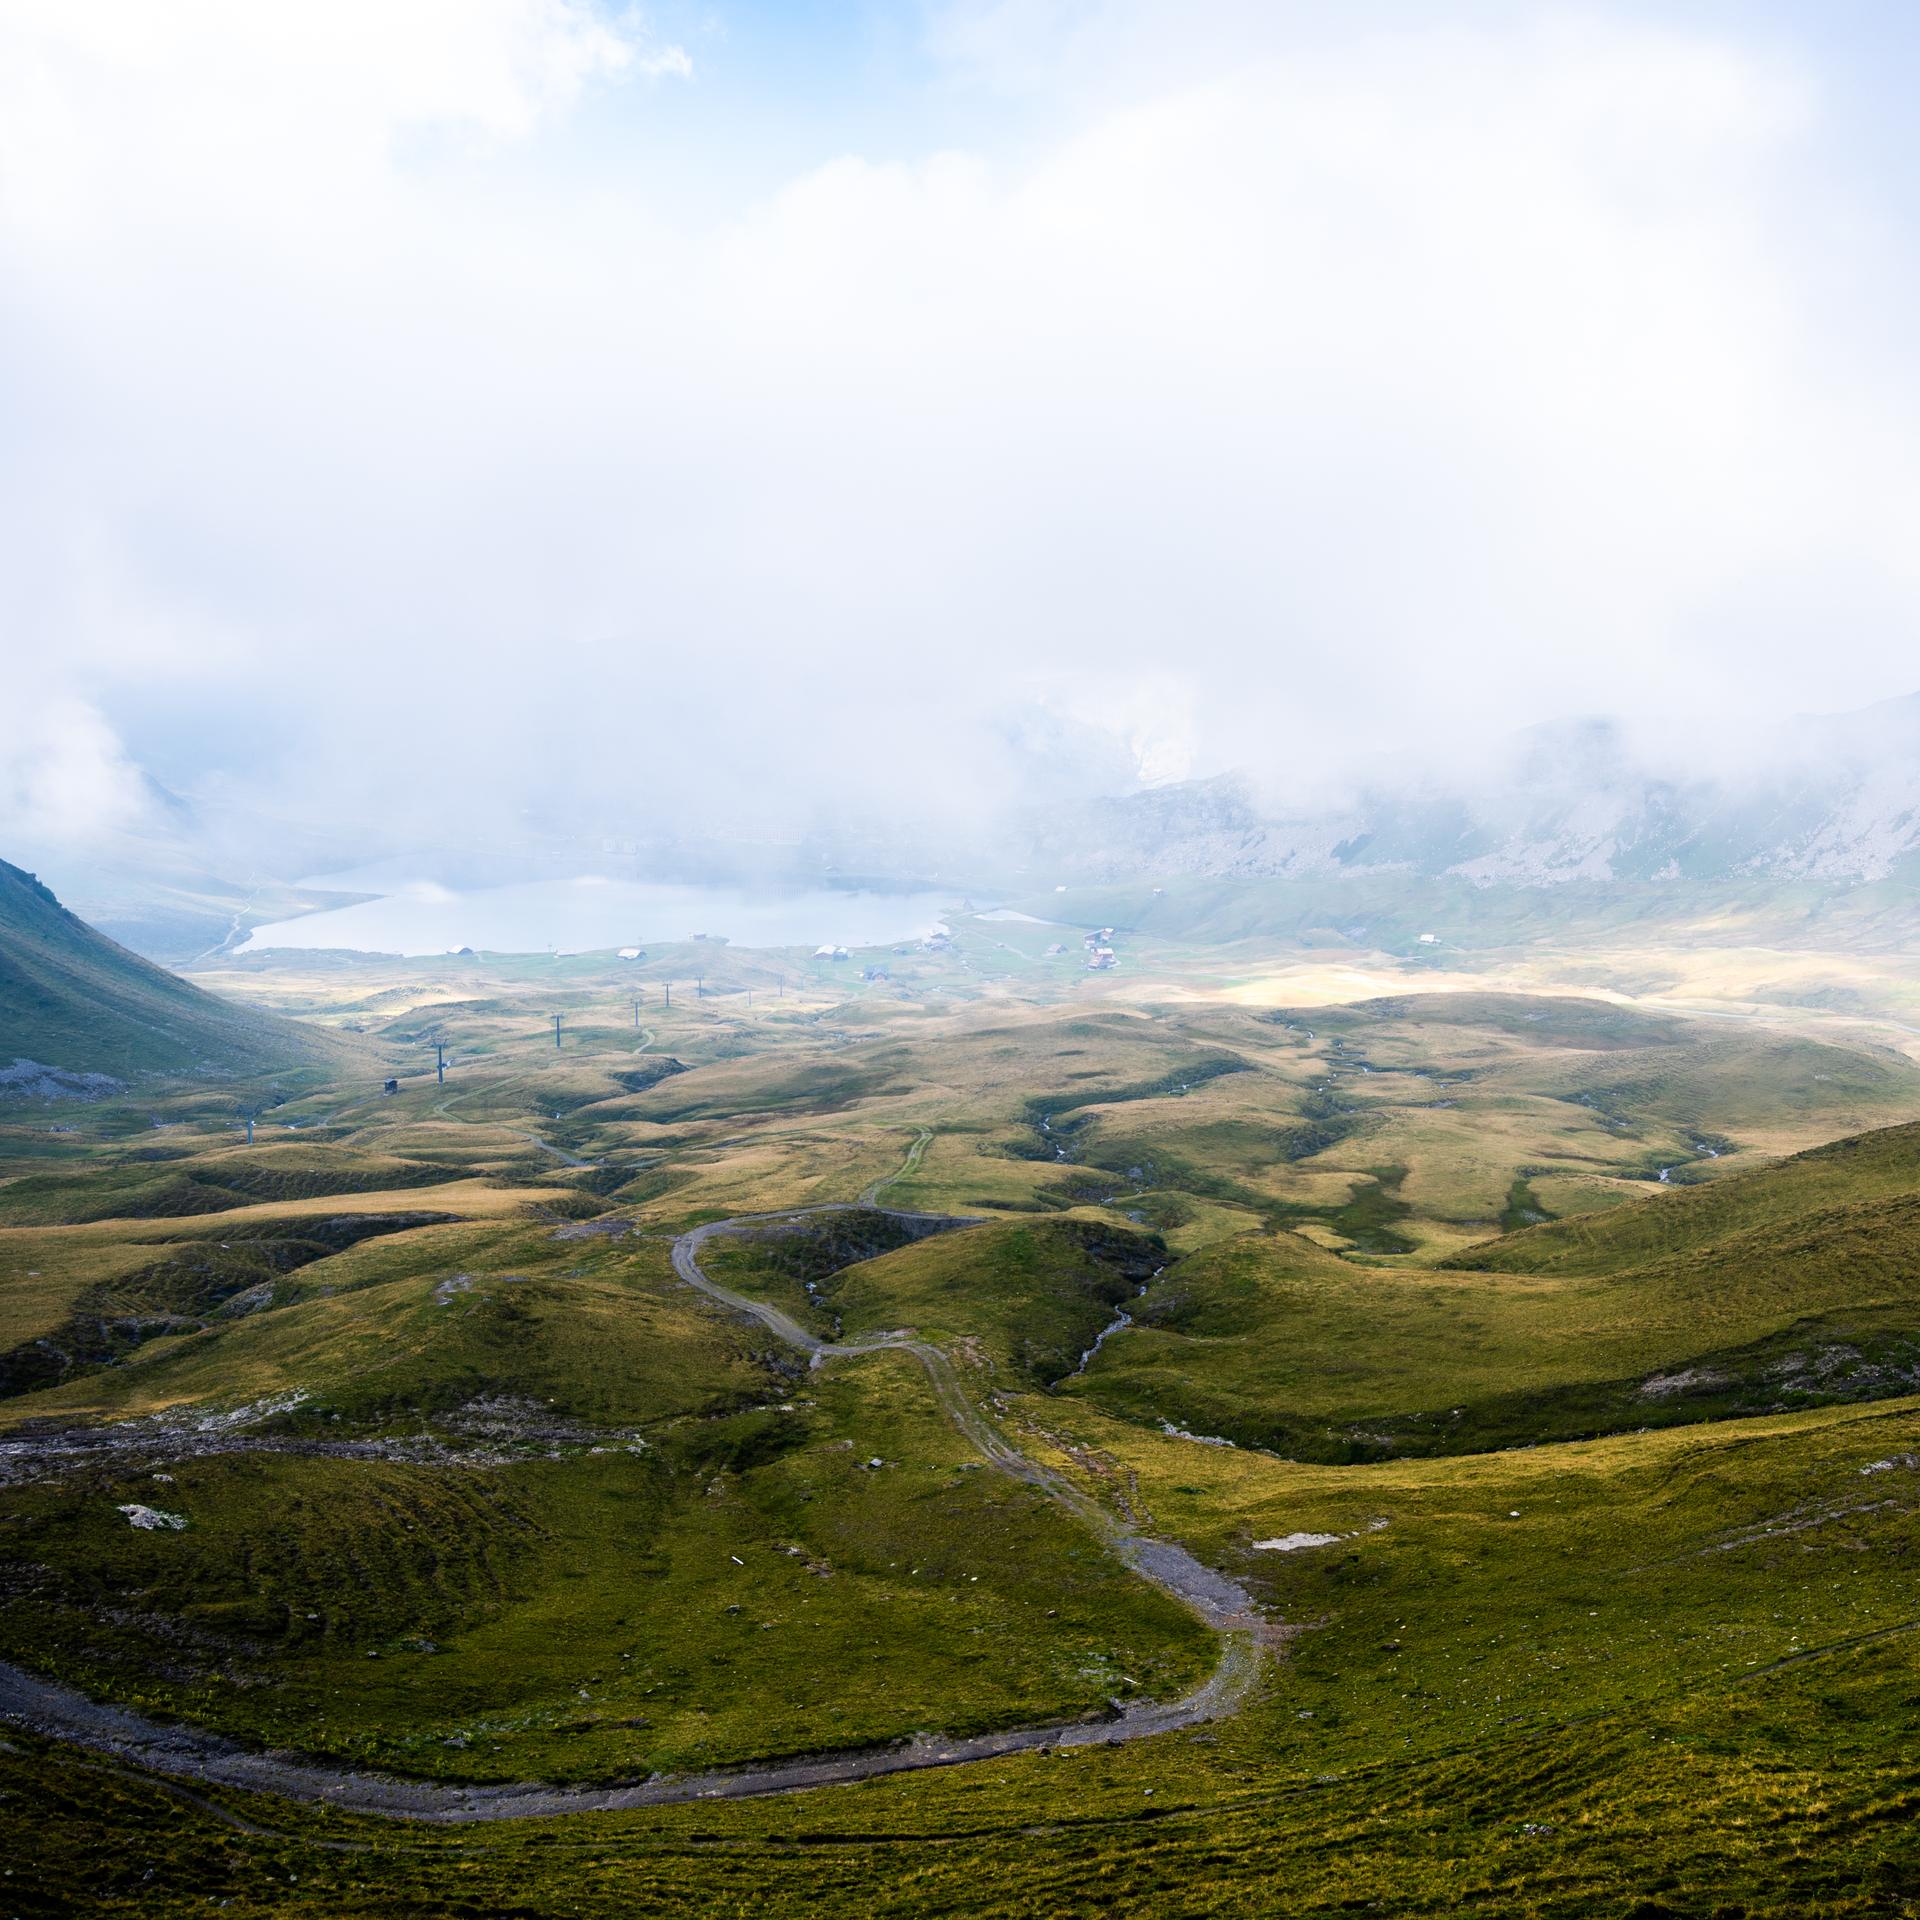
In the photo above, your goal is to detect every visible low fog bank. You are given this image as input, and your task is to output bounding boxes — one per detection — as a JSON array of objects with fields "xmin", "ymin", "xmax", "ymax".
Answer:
[
  {"xmin": 12, "ymin": 9, "xmax": 1920, "ymax": 906},
  {"xmin": 13, "ymin": 689, "xmax": 1920, "ymax": 963},
  {"xmin": 12, "ymin": 5, "xmax": 1920, "ymax": 948}
]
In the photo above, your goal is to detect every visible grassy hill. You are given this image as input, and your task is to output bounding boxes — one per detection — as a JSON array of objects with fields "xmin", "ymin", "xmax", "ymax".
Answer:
[
  {"xmin": 706, "ymin": 1214, "xmax": 1166, "ymax": 1384},
  {"xmin": 0, "ymin": 1208, "xmax": 1211, "ymax": 1786},
  {"xmin": 1445, "ymin": 1115, "xmax": 1920, "ymax": 1276},
  {"xmin": 8, "ymin": 969, "xmax": 1920, "ymax": 1916},
  {"xmin": 1051, "ymin": 1115, "xmax": 1920, "ymax": 1460},
  {"xmin": 0, "ymin": 858, "xmax": 327, "ymax": 1086}
]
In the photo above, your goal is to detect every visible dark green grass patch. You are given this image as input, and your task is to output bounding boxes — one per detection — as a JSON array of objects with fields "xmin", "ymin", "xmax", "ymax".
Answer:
[
  {"xmin": 0, "ymin": 1352, "xmax": 1211, "ymax": 1785},
  {"xmin": 1498, "ymin": 1171, "xmax": 1555, "ymax": 1233},
  {"xmin": 0, "ymin": 1213, "xmax": 458, "ymax": 1399},
  {"xmin": 1326, "ymin": 1167, "xmax": 1415, "ymax": 1255},
  {"xmin": 702, "ymin": 1209, "xmax": 963, "ymax": 1337},
  {"xmin": 1071, "ymin": 1178, "xmax": 1920, "ymax": 1460},
  {"xmin": 825, "ymin": 1220, "xmax": 1167, "ymax": 1385},
  {"xmin": 8, "ymin": 1401, "xmax": 1920, "ymax": 1916}
]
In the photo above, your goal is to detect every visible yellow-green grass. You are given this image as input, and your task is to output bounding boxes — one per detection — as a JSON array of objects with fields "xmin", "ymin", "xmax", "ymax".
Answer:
[
  {"xmin": 0, "ymin": 1348, "xmax": 1212, "ymax": 1785},
  {"xmin": 7, "ymin": 1177, "xmax": 562, "ymax": 1235},
  {"xmin": 616, "ymin": 1127, "xmax": 919, "ymax": 1227},
  {"xmin": 708, "ymin": 1216, "xmax": 1167, "ymax": 1386},
  {"xmin": 0, "ymin": 1144, "xmax": 464, "ymax": 1227},
  {"xmin": 874, "ymin": 1119, "xmax": 1076, "ymax": 1215},
  {"xmin": 790, "ymin": 992, "xmax": 1920, "ymax": 1266},
  {"xmin": 1064, "ymin": 1148, "xmax": 1920, "ymax": 1459},
  {"xmin": 0, "ymin": 1203, "xmax": 565, "ymax": 1405},
  {"xmin": 1021, "ymin": 1385, "xmax": 1920, "ymax": 1781},
  {"xmin": 0, "ymin": 1231, "xmax": 752, "ymax": 1431},
  {"xmin": 1455, "ymin": 1115, "xmax": 1920, "ymax": 1275},
  {"xmin": 6, "ymin": 1393, "xmax": 1919, "ymax": 1916},
  {"xmin": 11, "ymin": 966, "xmax": 1920, "ymax": 1914},
  {"xmin": 0, "ymin": 1233, "xmax": 163, "ymax": 1347}
]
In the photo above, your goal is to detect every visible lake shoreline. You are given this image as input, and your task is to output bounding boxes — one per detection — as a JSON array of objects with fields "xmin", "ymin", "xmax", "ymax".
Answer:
[{"xmin": 238, "ymin": 874, "xmax": 971, "ymax": 958}]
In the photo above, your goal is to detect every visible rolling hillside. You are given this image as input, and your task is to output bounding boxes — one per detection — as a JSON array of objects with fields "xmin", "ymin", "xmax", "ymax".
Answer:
[
  {"xmin": 1446, "ymin": 1117, "xmax": 1920, "ymax": 1277},
  {"xmin": 0, "ymin": 858, "xmax": 328, "ymax": 1087}
]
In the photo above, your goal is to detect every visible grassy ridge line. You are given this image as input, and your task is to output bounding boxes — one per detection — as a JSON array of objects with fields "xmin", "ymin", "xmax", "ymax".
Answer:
[
  {"xmin": 1449, "ymin": 1115, "xmax": 1920, "ymax": 1275},
  {"xmin": 0, "ymin": 1150, "xmax": 466, "ymax": 1227},
  {"xmin": 0, "ymin": 858, "xmax": 338, "ymax": 1082},
  {"xmin": 1066, "ymin": 1114, "xmax": 1920, "ymax": 1459}
]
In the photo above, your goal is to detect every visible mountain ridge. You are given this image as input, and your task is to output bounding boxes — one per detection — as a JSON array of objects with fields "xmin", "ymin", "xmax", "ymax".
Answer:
[
  {"xmin": 1019, "ymin": 696, "xmax": 1920, "ymax": 888},
  {"xmin": 0, "ymin": 856, "xmax": 332, "ymax": 1087}
]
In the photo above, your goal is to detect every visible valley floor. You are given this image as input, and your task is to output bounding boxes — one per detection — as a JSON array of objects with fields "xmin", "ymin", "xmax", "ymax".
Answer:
[{"xmin": 3, "ymin": 922, "xmax": 1920, "ymax": 1913}]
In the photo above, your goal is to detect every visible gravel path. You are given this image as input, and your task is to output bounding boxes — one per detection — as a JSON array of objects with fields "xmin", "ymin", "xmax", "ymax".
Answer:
[{"xmin": 0, "ymin": 1197, "xmax": 1266, "ymax": 1822}]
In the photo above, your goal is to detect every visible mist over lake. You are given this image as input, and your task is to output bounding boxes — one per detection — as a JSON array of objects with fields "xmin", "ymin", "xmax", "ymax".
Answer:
[{"xmin": 238, "ymin": 876, "xmax": 965, "ymax": 957}]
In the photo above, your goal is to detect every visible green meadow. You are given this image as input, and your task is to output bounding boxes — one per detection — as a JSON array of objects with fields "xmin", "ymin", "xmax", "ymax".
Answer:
[{"xmin": 5, "ymin": 932, "xmax": 1920, "ymax": 1913}]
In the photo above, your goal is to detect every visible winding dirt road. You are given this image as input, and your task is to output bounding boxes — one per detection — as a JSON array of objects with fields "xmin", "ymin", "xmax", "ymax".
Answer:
[{"xmin": 0, "ymin": 1198, "xmax": 1264, "ymax": 1823}]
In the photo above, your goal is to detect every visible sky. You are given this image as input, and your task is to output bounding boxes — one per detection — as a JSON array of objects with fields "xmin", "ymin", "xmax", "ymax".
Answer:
[{"xmin": 5, "ymin": 0, "xmax": 1920, "ymax": 864}]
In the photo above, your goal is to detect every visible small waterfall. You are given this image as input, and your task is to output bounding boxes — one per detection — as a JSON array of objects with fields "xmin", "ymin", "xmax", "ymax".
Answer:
[{"xmin": 1070, "ymin": 1272, "xmax": 1159, "ymax": 1378}]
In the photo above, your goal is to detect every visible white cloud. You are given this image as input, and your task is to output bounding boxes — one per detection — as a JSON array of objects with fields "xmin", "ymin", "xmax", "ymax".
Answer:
[
  {"xmin": 0, "ymin": 2, "xmax": 1916, "ymax": 848},
  {"xmin": 0, "ymin": 692, "xmax": 153, "ymax": 845},
  {"xmin": 635, "ymin": 42, "xmax": 694, "ymax": 81}
]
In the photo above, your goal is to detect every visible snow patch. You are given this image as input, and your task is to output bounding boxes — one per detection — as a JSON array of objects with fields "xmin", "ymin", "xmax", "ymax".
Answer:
[{"xmin": 119, "ymin": 1504, "xmax": 187, "ymax": 1531}]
